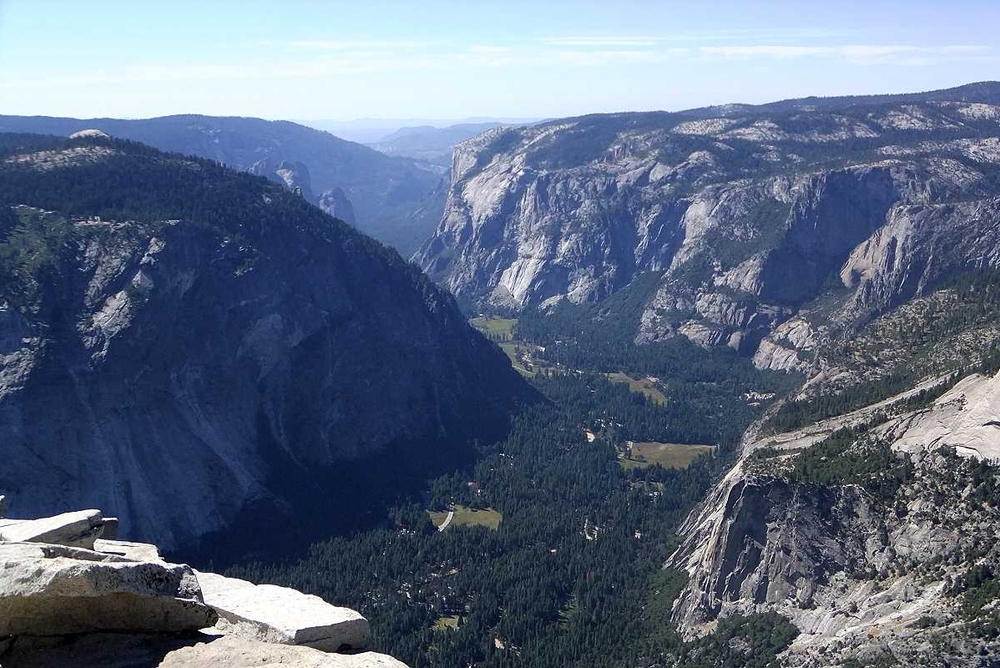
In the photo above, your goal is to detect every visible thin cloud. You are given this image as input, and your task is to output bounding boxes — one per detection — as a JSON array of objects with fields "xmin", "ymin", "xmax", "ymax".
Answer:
[
  {"xmin": 699, "ymin": 44, "xmax": 992, "ymax": 64},
  {"xmin": 5, "ymin": 40, "xmax": 991, "ymax": 94},
  {"xmin": 468, "ymin": 45, "xmax": 513, "ymax": 54},
  {"xmin": 541, "ymin": 36, "xmax": 661, "ymax": 47},
  {"xmin": 289, "ymin": 40, "xmax": 430, "ymax": 51},
  {"xmin": 554, "ymin": 48, "xmax": 692, "ymax": 66},
  {"xmin": 538, "ymin": 28, "xmax": 867, "ymax": 47}
]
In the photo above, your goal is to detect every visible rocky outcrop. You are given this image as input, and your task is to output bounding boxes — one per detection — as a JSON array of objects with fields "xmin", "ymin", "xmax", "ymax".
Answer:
[
  {"xmin": 68, "ymin": 128, "xmax": 110, "ymax": 140},
  {"xmin": 319, "ymin": 186, "xmax": 358, "ymax": 225},
  {"xmin": 667, "ymin": 371, "xmax": 1000, "ymax": 664},
  {"xmin": 890, "ymin": 372, "xmax": 1000, "ymax": 460},
  {"xmin": 0, "ymin": 507, "xmax": 407, "ymax": 667},
  {"xmin": 158, "ymin": 637, "xmax": 407, "ymax": 668},
  {"xmin": 0, "ymin": 509, "xmax": 107, "ymax": 549},
  {"xmin": 0, "ymin": 136, "xmax": 530, "ymax": 552},
  {"xmin": 0, "ymin": 541, "xmax": 216, "ymax": 636},
  {"xmin": 252, "ymin": 158, "xmax": 316, "ymax": 201},
  {"xmin": 415, "ymin": 84, "xmax": 1000, "ymax": 361},
  {"xmin": 197, "ymin": 572, "xmax": 369, "ymax": 651}
]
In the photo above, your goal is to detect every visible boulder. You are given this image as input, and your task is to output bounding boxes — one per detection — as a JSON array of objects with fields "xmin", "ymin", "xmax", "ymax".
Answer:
[
  {"xmin": 0, "ymin": 542, "xmax": 217, "ymax": 636},
  {"xmin": 196, "ymin": 572, "xmax": 369, "ymax": 651},
  {"xmin": 0, "ymin": 494, "xmax": 7, "ymax": 517},
  {"xmin": 0, "ymin": 509, "xmax": 105, "ymax": 549}
]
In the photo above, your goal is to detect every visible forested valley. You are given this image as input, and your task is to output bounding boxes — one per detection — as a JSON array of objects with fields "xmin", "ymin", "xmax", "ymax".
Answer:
[{"xmin": 228, "ymin": 323, "xmax": 798, "ymax": 668}]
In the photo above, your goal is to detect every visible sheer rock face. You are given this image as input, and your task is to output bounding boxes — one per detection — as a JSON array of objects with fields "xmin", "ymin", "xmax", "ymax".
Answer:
[
  {"xmin": 667, "ymin": 371, "xmax": 1000, "ymax": 664},
  {"xmin": 840, "ymin": 198, "xmax": 1000, "ymax": 318},
  {"xmin": 0, "ymin": 139, "xmax": 529, "ymax": 551},
  {"xmin": 319, "ymin": 186, "xmax": 358, "ymax": 225},
  {"xmin": 415, "ymin": 85, "xmax": 1000, "ymax": 360}
]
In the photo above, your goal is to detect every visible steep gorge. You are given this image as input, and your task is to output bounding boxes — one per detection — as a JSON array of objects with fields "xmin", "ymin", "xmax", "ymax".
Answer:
[{"xmin": 0, "ymin": 133, "xmax": 529, "ymax": 554}]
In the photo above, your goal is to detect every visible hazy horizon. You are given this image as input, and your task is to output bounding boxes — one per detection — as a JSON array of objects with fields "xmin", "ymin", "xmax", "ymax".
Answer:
[{"xmin": 2, "ymin": 0, "xmax": 999, "ymax": 122}]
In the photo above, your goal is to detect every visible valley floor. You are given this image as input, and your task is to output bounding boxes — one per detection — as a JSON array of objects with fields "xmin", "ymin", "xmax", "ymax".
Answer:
[
  {"xmin": 225, "ymin": 300, "xmax": 1000, "ymax": 667},
  {"xmin": 225, "ymin": 324, "xmax": 793, "ymax": 667}
]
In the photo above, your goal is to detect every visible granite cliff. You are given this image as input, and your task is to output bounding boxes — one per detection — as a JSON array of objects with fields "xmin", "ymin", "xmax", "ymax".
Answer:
[
  {"xmin": 667, "ymin": 368, "xmax": 1000, "ymax": 665},
  {"xmin": 0, "ymin": 133, "xmax": 529, "ymax": 554},
  {"xmin": 415, "ymin": 82, "xmax": 1000, "ymax": 365}
]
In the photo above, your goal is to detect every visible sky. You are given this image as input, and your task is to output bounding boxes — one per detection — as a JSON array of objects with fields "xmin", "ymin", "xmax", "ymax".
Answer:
[{"xmin": 1, "ymin": 0, "xmax": 998, "ymax": 122}]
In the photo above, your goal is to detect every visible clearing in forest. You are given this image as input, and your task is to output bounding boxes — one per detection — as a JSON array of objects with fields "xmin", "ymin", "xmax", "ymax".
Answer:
[
  {"xmin": 470, "ymin": 317, "xmax": 517, "ymax": 339},
  {"xmin": 606, "ymin": 372, "xmax": 668, "ymax": 405},
  {"xmin": 619, "ymin": 442, "xmax": 715, "ymax": 470},
  {"xmin": 499, "ymin": 342, "xmax": 536, "ymax": 377},
  {"xmin": 432, "ymin": 615, "xmax": 461, "ymax": 631},
  {"xmin": 428, "ymin": 505, "xmax": 503, "ymax": 531}
]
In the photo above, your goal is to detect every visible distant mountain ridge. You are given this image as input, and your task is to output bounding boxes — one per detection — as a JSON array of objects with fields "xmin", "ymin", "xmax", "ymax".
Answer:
[
  {"xmin": 415, "ymin": 81, "xmax": 1000, "ymax": 378},
  {"xmin": 300, "ymin": 117, "xmax": 539, "ymax": 144},
  {"xmin": 368, "ymin": 122, "xmax": 503, "ymax": 166},
  {"xmin": 696, "ymin": 79, "xmax": 1000, "ymax": 116},
  {"xmin": 0, "ymin": 114, "xmax": 444, "ymax": 255}
]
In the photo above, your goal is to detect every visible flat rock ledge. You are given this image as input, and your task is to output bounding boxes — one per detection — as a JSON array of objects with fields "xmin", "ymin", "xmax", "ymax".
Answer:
[
  {"xmin": 0, "ymin": 505, "xmax": 407, "ymax": 668},
  {"xmin": 197, "ymin": 571, "xmax": 370, "ymax": 651},
  {"xmin": 0, "ymin": 509, "xmax": 112, "ymax": 549},
  {"xmin": 0, "ymin": 542, "xmax": 216, "ymax": 637}
]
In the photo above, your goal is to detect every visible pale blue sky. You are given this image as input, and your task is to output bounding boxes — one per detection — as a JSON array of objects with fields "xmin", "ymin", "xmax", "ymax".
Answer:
[{"xmin": 1, "ymin": 0, "xmax": 998, "ymax": 121}]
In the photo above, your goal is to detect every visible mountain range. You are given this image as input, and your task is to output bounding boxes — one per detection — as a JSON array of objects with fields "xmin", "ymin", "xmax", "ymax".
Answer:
[
  {"xmin": 368, "ymin": 122, "xmax": 504, "ymax": 166},
  {"xmin": 409, "ymin": 80, "xmax": 1000, "ymax": 664},
  {"xmin": 415, "ymin": 82, "xmax": 1000, "ymax": 379},
  {"xmin": 0, "ymin": 114, "xmax": 446, "ymax": 255},
  {"xmin": 4, "ymin": 83, "xmax": 1000, "ymax": 666},
  {"xmin": 299, "ymin": 117, "xmax": 538, "ymax": 144},
  {"xmin": 0, "ymin": 132, "xmax": 529, "ymax": 556}
]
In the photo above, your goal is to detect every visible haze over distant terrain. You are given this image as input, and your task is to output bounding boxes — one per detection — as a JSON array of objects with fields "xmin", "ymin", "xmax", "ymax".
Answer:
[
  {"xmin": 299, "ymin": 117, "xmax": 538, "ymax": 144},
  {"xmin": 2, "ymin": 1, "xmax": 999, "ymax": 120}
]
